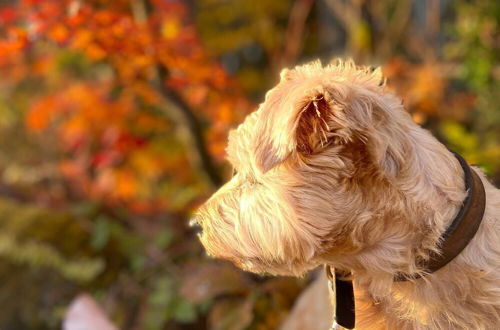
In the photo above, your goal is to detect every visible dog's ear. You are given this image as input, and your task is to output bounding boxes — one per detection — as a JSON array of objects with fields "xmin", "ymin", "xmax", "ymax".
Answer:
[
  {"xmin": 252, "ymin": 63, "xmax": 387, "ymax": 174},
  {"xmin": 253, "ymin": 82, "xmax": 344, "ymax": 173},
  {"xmin": 295, "ymin": 92, "xmax": 342, "ymax": 155}
]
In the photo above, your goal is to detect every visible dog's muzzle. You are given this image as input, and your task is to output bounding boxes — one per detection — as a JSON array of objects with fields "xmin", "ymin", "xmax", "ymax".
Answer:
[{"xmin": 189, "ymin": 217, "xmax": 203, "ymax": 236}]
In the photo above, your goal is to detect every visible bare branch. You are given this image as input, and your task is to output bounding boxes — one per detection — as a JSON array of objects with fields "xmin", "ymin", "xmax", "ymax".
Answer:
[
  {"xmin": 324, "ymin": 0, "xmax": 358, "ymax": 30},
  {"xmin": 274, "ymin": 0, "xmax": 315, "ymax": 70},
  {"xmin": 376, "ymin": 0, "xmax": 412, "ymax": 59},
  {"xmin": 155, "ymin": 66, "xmax": 223, "ymax": 188},
  {"xmin": 132, "ymin": 0, "xmax": 223, "ymax": 188}
]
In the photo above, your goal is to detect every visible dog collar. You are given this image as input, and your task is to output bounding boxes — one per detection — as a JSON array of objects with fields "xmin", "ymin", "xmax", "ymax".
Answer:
[
  {"xmin": 326, "ymin": 152, "xmax": 486, "ymax": 329},
  {"xmin": 325, "ymin": 266, "xmax": 355, "ymax": 329},
  {"xmin": 395, "ymin": 152, "xmax": 486, "ymax": 281}
]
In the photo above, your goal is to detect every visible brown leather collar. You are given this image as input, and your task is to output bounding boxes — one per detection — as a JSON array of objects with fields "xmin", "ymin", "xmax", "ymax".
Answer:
[
  {"xmin": 395, "ymin": 152, "xmax": 486, "ymax": 281},
  {"xmin": 326, "ymin": 152, "xmax": 487, "ymax": 329}
]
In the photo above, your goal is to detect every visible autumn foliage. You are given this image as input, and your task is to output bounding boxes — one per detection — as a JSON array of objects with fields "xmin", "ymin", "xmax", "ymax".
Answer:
[
  {"xmin": 2, "ymin": 0, "xmax": 252, "ymax": 213},
  {"xmin": 0, "ymin": 0, "xmax": 498, "ymax": 329}
]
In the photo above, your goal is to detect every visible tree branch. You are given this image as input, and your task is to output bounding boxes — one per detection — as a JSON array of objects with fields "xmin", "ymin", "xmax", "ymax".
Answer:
[
  {"xmin": 324, "ymin": 0, "xmax": 358, "ymax": 31},
  {"xmin": 374, "ymin": 0, "xmax": 412, "ymax": 59},
  {"xmin": 132, "ymin": 0, "xmax": 223, "ymax": 188},
  {"xmin": 274, "ymin": 0, "xmax": 315, "ymax": 70},
  {"xmin": 155, "ymin": 66, "xmax": 223, "ymax": 188}
]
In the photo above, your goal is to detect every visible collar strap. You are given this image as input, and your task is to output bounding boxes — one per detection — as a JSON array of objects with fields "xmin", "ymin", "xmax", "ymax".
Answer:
[
  {"xmin": 325, "ymin": 266, "xmax": 355, "ymax": 329},
  {"xmin": 395, "ymin": 152, "xmax": 486, "ymax": 281},
  {"xmin": 326, "ymin": 152, "xmax": 486, "ymax": 328}
]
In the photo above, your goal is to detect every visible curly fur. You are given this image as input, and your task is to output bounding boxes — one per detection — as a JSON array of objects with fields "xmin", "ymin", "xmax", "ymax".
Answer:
[{"xmin": 196, "ymin": 59, "xmax": 500, "ymax": 329}]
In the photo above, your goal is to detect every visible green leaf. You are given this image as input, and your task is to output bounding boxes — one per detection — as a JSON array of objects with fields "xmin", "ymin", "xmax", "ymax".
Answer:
[
  {"xmin": 91, "ymin": 216, "xmax": 110, "ymax": 250},
  {"xmin": 173, "ymin": 298, "xmax": 197, "ymax": 323},
  {"xmin": 154, "ymin": 228, "xmax": 173, "ymax": 249}
]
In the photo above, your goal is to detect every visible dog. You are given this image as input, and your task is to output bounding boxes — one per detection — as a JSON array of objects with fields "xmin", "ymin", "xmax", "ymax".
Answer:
[{"xmin": 194, "ymin": 60, "xmax": 500, "ymax": 329}]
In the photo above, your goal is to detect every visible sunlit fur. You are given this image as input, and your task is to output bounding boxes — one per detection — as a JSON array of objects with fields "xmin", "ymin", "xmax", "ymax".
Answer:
[{"xmin": 196, "ymin": 59, "xmax": 500, "ymax": 329}]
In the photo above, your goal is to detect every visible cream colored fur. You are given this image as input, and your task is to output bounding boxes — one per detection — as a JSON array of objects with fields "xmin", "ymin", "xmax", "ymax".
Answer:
[{"xmin": 196, "ymin": 60, "xmax": 500, "ymax": 329}]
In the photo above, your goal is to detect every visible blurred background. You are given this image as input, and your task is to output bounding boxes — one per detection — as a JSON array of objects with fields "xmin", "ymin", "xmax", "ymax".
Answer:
[{"xmin": 0, "ymin": 0, "xmax": 498, "ymax": 329}]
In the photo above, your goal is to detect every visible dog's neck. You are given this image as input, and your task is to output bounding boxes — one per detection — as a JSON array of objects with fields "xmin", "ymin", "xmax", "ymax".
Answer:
[
  {"xmin": 394, "ymin": 152, "xmax": 486, "ymax": 281},
  {"xmin": 323, "ymin": 127, "xmax": 489, "ymax": 330},
  {"xmin": 326, "ymin": 125, "xmax": 473, "ymax": 281},
  {"xmin": 381, "ymin": 125, "xmax": 471, "ymax": 274}
]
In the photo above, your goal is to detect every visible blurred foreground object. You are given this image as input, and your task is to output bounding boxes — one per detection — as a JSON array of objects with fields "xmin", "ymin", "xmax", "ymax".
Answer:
[
  {"xmin": 279, "ymin": 272, "xmax": 331, "ymax": 330},
  {"xmin": 63, "ymin": 294, "xmax": 117, "ymax": 330}
]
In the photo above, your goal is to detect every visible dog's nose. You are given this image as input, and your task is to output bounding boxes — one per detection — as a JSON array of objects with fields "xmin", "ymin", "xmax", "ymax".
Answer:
[{"xmin": 189, "ymin": 217, "xmax": 203, "ymax": 235}]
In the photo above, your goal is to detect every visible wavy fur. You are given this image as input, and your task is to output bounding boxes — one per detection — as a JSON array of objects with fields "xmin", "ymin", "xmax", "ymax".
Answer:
[{"xmin": 197, "ymin": 59, "xmax": 500, "ymax": 329}]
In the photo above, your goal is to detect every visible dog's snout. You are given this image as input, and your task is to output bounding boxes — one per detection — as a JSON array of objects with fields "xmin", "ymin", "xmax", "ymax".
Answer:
[{"xmin": 189, "ymin": 217, "xmax": 203, "ymax": 235}]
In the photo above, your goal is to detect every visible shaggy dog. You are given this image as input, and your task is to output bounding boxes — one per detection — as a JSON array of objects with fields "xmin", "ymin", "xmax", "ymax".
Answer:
[{"xmin": 195, "ymin": 60, "xmax": 500, "ymax": 329}]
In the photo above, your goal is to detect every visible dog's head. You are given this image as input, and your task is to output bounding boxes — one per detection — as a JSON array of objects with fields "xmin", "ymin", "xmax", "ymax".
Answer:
[{"xmin": 195, "ymin": 60, "xmax": 426, "ymax": 276}]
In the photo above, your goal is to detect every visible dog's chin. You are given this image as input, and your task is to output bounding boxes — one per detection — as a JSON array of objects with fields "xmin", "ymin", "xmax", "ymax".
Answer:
[
  {"xmin": 201, "ymin": 241, "xmax": 314, "ymax": 277},
  {"xmin": 229, "ymin": 254, "xmax": 316, "ymax": 277},
  {"xmin": 224, "ymin": 260, "xmax": 304, "ymax": 277},
  {"xmin": 197, "ymin": 215, "xmax": 319, "ymax": 277}
]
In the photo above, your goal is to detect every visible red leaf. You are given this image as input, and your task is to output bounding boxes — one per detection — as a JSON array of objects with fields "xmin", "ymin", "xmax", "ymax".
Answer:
[{"xmin": 0, "ymin": 7, "xmax": 17, "ymax": 24}]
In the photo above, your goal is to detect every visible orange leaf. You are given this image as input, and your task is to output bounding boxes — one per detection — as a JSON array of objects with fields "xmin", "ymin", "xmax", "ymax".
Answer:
[
  {"xmin": 25, "ymin": 96, "xmax": 57, "ymax": 131},
  {"xmin": 48, "ymin": 24, "xmax": 69, "ymax": 43}
]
